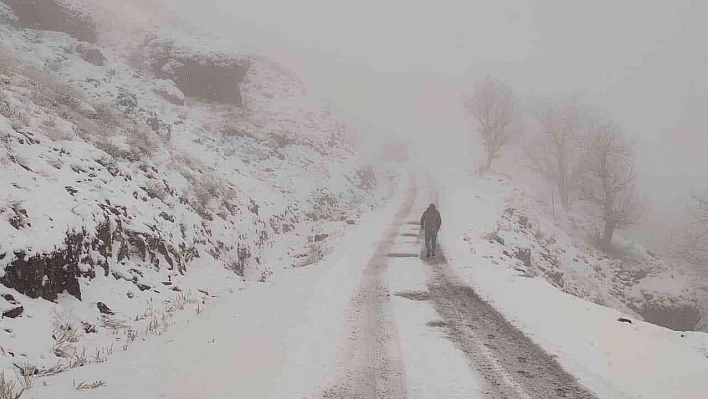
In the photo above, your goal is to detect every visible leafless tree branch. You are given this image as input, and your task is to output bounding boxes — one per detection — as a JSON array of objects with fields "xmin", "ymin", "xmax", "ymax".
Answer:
[
  {"xmin": 465, "ymin": 75, "xmax": 521, "ymax": 172},
  {"xmin": 577, "ymin": 118, "xmax": 646, "ymax": 249},
  {"xmin": 524, "ymin": 99, "xmax": 585, "ymax": 209}
]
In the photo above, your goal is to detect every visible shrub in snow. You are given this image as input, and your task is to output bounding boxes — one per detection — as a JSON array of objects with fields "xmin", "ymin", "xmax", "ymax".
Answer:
[
  {"xmin": 269, "ymin": 131, "xmax": 296, "ymax": 149},
  {"xmin": 305, "ymin": 189, "xmax": 341, "ymax": 221},
  {"xmin": 0, "ymin": 91, "xmax": 13, "ymax": 118},
  {"xmin": 5, "ymin": 199, "xmax": 30, "ymax": 230},
  {"xmin": 91, "ymin": 102, "xmax": 120, "ymax": 126},
  {"xmin": 294, "ymin": 242, "xmax": 325, "ymax": 268},
  {"xmin": 125, "ymin": 123, "xmax": 160, "ymax": 159},
  {"xmin": 0, "ymin": 372, "xmax": 23, "ymax": 399},
  {"xmin": 115, "ymin": 90, "xmax": 138, "ymax": 113},
  {"xmin": 144, "ymin": 179, "xmax": 169, "ymax": 202},
  {"xmin": 51, "ymin": 310, "xmax": 81, "ymax": 358},
  {"xmin": 93, "ymin": 136, "xmax": 126, "ymax": 159},
  {"xmin": 73, "ymin": 380, "xmax": 106, "ymax": 390},
  {"xmin": 515, "ymin": 247, "xmax": 532, "ymax": 267},
  {"xmin": 355, "ymin": 165, "xmax": 377, "ymax": 192}
]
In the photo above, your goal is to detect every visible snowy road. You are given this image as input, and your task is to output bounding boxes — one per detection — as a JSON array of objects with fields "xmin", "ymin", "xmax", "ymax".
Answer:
[
  {"xmin": 423, "ymin": 254, "xmax": 595, "ymax": 399},
  {"xmin": 315, "ymin": 177, "xmax": 594, "ymax": 399},
  {"xmin": 29, "ymin": 174, "xmax": 595, "ymax": 398}
]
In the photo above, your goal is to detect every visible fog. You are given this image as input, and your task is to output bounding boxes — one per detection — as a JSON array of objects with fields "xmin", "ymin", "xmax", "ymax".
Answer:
[{"xmin": 150, "ymin": 0, "xmax": 706, "ymax": 244}]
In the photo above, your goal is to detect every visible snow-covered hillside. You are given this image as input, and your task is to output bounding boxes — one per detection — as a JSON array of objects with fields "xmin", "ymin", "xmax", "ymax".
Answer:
[
  {"xmin": 439, "ymin": 169, "xmax": 708, "ymax": 398},
  {"xmin": 445, "ymin": 171, "xmax": 707, "ymax": 332},
  {"xmin": 0, "ymin": 0, "xmax": 396, "ymax": 388}
]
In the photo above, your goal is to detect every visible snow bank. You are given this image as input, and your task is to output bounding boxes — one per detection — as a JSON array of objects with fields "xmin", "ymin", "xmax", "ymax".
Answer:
[{"xmin": 440, "ymin": 169, "xmax": 708, "ymax": 399}]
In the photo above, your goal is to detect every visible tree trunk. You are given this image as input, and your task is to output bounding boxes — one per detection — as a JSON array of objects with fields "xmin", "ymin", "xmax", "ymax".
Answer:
[
  {"xmin": 601, "ymin": 219, "xmax": 616, "ymax": 249},
  {"xmin": 484, "ymin": 153, "xmax": 494, "ymax": 172},
  {"xmin": 560, "ymin": 190, "xmax": 570, "ymax": 210},
  {"xmin": 559, "ymin": 181, "xmax": 570, "ymax": 210},
  {"xmin": 558, "ymin": 153, "xmax": 570, "ymax": 210}
]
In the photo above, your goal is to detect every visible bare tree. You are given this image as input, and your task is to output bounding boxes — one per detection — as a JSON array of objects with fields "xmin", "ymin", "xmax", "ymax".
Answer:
[
  {"xmin": 578, "ymin": 120, "xmax": 645, "ymax": 249},
  {"xmin": 677, "ymin": 190, "xmax": 708, "ymax": 266},
  {"xmin": 465, "ymin": 75, "xmax": 521, "ymax": 172},
  {"xmin": 524, "ymin": 100, "xmax": 585, "ymax": 210}
]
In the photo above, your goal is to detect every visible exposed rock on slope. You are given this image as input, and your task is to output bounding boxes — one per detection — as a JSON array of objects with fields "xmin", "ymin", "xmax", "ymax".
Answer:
[
  {"xmin": 639, "ymin": 299, "xmax": 701, "ymax": 332},
  {"xmin": 74, "ymin": 42, "xmax": 105, "ymax": 66},
  {"xmin": 2, "ymin": 0, "xmax": 97, "ymax": 42},
  {"xmin": 144, "ymin": 36, "xmax": 250, "ymax": 106}
]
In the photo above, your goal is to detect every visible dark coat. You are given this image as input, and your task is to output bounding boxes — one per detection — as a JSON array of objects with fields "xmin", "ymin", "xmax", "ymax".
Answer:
[{"xmin": 420, "ymin": 205, "xmax": 442, "ymax": 232}]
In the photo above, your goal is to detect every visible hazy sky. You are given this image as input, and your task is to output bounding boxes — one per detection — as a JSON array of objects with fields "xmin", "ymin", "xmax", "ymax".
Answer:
[{"xmin": 162, "ymin": 0, "xmax": 707, "ymax": 214}]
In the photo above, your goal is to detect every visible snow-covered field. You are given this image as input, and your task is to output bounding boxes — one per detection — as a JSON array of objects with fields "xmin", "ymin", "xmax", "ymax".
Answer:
[{"xmin": 439, "ymin": 168, "xmax": 708, "ymax": 399}]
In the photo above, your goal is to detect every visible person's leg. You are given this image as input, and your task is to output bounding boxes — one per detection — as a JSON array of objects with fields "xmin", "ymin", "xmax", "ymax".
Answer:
[
  {"xmin": 431, "ymin": 232, "xmax": 438, "ymax": 256},
  {"xmin": 424, "ymin": 230, "xmax": 432, "ymax": 256}
]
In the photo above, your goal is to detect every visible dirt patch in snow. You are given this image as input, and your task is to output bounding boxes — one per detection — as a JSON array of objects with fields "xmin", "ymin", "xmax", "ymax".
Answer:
[
  {"xmin": 386, "ymin": 253, "xmax": 419, "ymax": 258},
  {"xmin": 393, "ymin": 291, "xmax": 430, "ymax": 301},
  {"xmin": 425, "ymin": 320, "xmax": 447, "ymax": 328}
]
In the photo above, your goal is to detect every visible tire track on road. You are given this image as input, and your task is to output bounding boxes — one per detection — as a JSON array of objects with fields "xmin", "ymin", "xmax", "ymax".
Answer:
[
  {"xmin": 317, "ymin": 178, "xmax": 417, "ymax": 399},
  {"xmin": 419, "ymin": 186, "xmax": 596, "ymax": 398},
  {"xmin": 424, "ymin": 254, "xmax": 597, "ymax": 398}
]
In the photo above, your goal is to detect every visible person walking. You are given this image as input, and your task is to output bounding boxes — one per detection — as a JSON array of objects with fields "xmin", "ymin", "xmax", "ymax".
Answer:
[{"xmin": 420, "ymin": 204, "xmax": 442, "ymax": 257}]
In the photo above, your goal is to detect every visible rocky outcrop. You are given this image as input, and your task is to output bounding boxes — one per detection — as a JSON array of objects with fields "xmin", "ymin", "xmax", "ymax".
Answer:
[
  {"xmin": 145, "ymin": 37, "xmax": 250, "ymax": 106},
  {"xmin": 2, "ymin": 0, "xmax": 98, "ymax": 43},
  {"xmin": 0, "ymin": 229, "xmax": 90, "ymax": 301},
  {"xmin": 96, "ymin": 301, "xmax": 113, "ymax": 315},
  {"xmin": 637, "ymin": 298, "xmax": 702, "ymax": 331},
  {"xmin": 1, "ymin": 202, "xmax": 187, "ymax": 302},
  {"xmin": 75, "ymin": 42, "xmax": 105, "ymax": 66},
  {"xmin": 2, "ymin": 306, "xmax": 23, "ymax": 318}
]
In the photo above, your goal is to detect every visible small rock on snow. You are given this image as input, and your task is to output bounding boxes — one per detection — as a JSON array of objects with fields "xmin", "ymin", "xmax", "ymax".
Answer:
[
  {"xmin": 2, "ymin": 294, "xmax": 18, "ymax": 305},
  {"xmin": 96, "ymin": 301, "xmax": 114, "ymax": 315},
  {"xmin": 313, "ymin": 233, "xmax": 329, "ymax": 242},
  {"xmin": 2, "ymin": 306, "xmax": 24, "ymax": 318}
]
